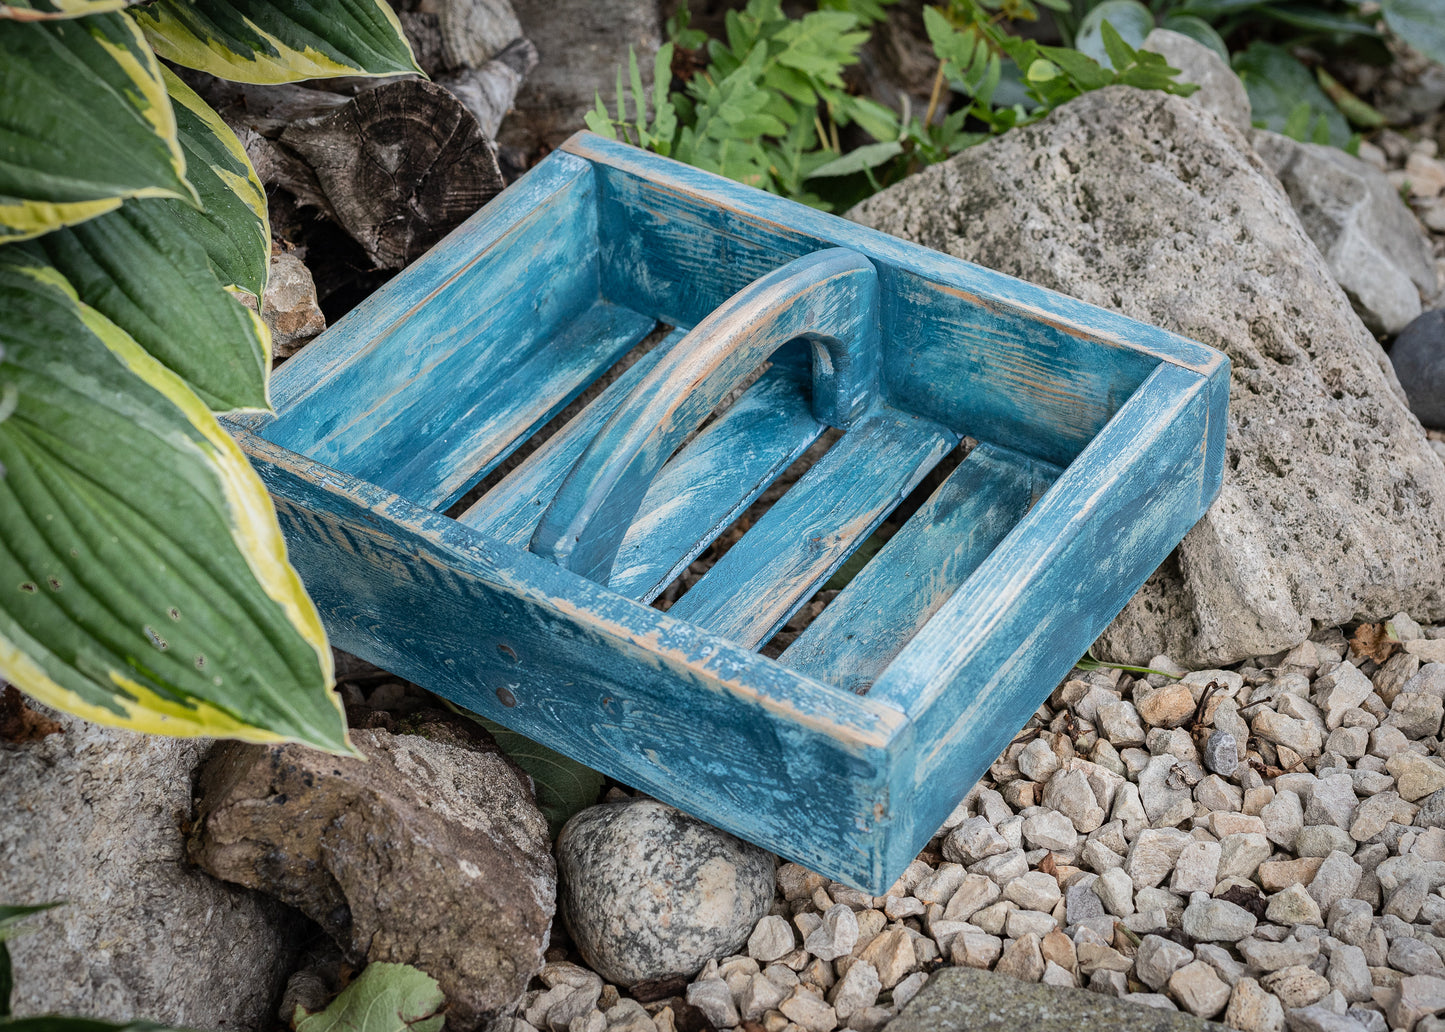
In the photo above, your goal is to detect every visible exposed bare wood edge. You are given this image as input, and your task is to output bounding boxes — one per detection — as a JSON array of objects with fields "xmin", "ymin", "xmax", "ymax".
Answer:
[
  {"xmin": 228, "ymin": 423, "xmax": 912, "ymax": 742},
  {"xmin": 532, "ymin": 248, "xmax": 882, "ymax": 583},
  {"xmin": 260, "ymin": 154, "xmax": 592, "ymax": 419},
  {"xmin": 870, "ymin": 362, "xmax": 1214, "ymax": 720},
  {"xmin": 559, "ymin": 132, "xmax": 1224, "ymax": 378}
]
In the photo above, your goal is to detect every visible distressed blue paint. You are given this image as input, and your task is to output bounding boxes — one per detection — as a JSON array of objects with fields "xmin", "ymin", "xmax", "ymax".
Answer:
[
  {"xmin": 232, "ymin": 131, "xmax": 1230, "ymax": 893},
  {"xmin": 458, "ymin": 328, "xmax": 688, "ymax": 544},
  {"xmin": 609, "ymin": 362, "xmax": 826, "ymax": 602},
  {"xmin": 781, "ymin": 442, "xmax": 1061, "ymax": 695},
  {"xmin": 666, "ymin": 406, "xmax": 957, "ymax": 649},
  {"xmin": 533, "ymin": 248, "xmax": 881, "ymax": 584}
]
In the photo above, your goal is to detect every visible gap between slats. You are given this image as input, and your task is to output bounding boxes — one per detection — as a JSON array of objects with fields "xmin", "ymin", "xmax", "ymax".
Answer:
[
  {"xmin": 780, "ymin": 442, "xmax": 1061, "ymax": 695},
  {"xmin": 664, "ymin": 407, "xmax": 958, "ymax": 649},
  {"xmin": 381, "ymin": 300, "xmax": 657, "ymax": 510}
]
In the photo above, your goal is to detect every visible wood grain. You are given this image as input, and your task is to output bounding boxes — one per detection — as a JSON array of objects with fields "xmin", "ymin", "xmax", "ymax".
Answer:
[
  {"xmin": 532, "ymin": 247, "xmax": 881, "ymax": 584},
  {"xmin": 781, "ymin": 442, "xmax": 1061, "ymax": 695}
]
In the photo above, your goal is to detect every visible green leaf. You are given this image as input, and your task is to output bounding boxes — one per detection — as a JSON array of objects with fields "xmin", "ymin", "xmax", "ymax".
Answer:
[
  {"xmin": 295, "ymin": 964, "xmax": 444, "ymax": 1032},
  {"xmin": 1075, "ymin": 0, "xmax": 1154, "ymax": 67},
  {"xmin": 0, "ymin": 0, "xmax": 135, "ymax": 18},
  {"xmin": 0, "ymin": 12, "xmax": 195, "ymax": 241},
  {"xmin": 453, "ymin": 706, "xmax": 603, "ymax": 838},
  {"xmin": 1316, "ymin": 66, "xmax": 1385, "ymax": 129},
  {"xmin": 20, "ymin": 212, "xmax": 270, "ymax": 414},
  {"xmin": 1232, "ymin": 41, "xmax": 1350, "ymax": 147},
  {"xmin": 806, "ymin": 140, "xmax": 904, "ymax": 177},
  {"xmin": 1158, "ymin": 14, "xmax": 1228, "ymax": 61},
  {"xmin": 1100, "ymin": 19, "xmax": 1137, "ymax": 72},
  {"xmin": 154, "ymin": 68, "xmax": 270, "ymax": 299},
  {"xmin": 0, "ymin": 251, "xmax": 348, "ymax": 752},
  {"xmin": 1256, "ymin": 3, "xmax": 1382, "ymax": 38},
  {"xmin": 1380, "ymin": 0, "xmax": 1445, "ymax": 67},
  {"xmin": 0, "ymin": 903, "xmax": 62, "ymax": 941},
  {"xmin": 134, "ymin": 0, "xmax": 421, "ymax": 85}
]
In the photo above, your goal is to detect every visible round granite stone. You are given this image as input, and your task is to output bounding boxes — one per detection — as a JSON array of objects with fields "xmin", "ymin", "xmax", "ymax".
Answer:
[{"xmin": 556, "ymin": 799, "xmax": 775, "ymax": 986}]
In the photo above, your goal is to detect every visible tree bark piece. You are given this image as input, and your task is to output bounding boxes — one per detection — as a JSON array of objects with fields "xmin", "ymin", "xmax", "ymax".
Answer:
[
  {"xmin": 281, "ymin": 78, "xmax": 504, "ymax": 269},
  {"xmin": 438, "ymin": 36, "xmax": 538, "ymax": 138}
]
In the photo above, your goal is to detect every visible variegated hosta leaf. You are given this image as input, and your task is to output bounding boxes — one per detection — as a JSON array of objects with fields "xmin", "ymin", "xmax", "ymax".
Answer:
[
  {"xmin": 135, "ymin": 0, "xmax": 422, "ymax": 85},
  {"xmin": 155, "ymin": 67, "xmax": 270, "ymax": 300},
  {"xmin": 0, "ymin": 12, "xmax": 196, "ymax": 241},
  {"xmin": 0, "ymin": 250, "xmax": 348, "ymax": 752},
  {"xmin": 21, "ymin": 206, "xmax": 272, "ymax": 413},
  {"xmin": 0, "ymin": 0, "xmax": 135, "ymax": 20}
]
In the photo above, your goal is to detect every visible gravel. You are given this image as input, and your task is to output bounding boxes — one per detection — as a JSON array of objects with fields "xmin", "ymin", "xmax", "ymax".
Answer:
[{"xmin": 506, "ymin": 614, "xmax": 1445, "ymax": 1032}]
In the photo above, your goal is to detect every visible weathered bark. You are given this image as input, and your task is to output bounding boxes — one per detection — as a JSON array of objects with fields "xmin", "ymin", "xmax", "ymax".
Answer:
[
  {"xmin": 280, "ymin": 79, "xmax": 504, "ymax": 269},
  {"xmin": 438, "ymin": 36, "xmax": 538, "ymax": 137}
]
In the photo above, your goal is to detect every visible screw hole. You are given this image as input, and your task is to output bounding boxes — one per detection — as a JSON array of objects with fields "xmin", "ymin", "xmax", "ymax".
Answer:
[
  {"xmin": 496, "ymin": 685, "xmax": 517, "ymax": 707},
  {"xmin": 497, "ymin": 643, "xmax": 519, "ymax": 664}
]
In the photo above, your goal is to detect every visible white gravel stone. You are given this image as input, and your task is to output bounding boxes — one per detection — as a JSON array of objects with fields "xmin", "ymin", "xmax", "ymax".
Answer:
[
  {"xmin": 1170, "ymin": 959, "xmax": 1232, "ymax": 1017},
  {"xmin": 748, "ymin": 915, "xmax": 796, "ymax": 963},
  {"xmin": 1022, "ymin": 809, "xmax": 1079, "ymax": 852},
  {"xmin": 943, "ymin": 816, "xmax": 1009, "ymax": 865},
  {"xmin": 1316, "ymin": 663, "xmax": 1376, "ymax": 730},
  {"xmin": 1136, "ymin": 934, "xmax": 1195, "ymax": 990},
  {"xmin": 685, "ymin": 980, "xmax": 739, "ymax": 1029},
  {"xmin": 1172, "ymin": 840, "xmax": 1223, "ymax": 893},
  {"xmin": 1266, "ymin": 883, "xmax": 1324, "ymax": 927},
  {"xmin": 778, "ymin": 985, "xmax": 837, "ymax": 1032},
  {"xmin": 1307, "ymin": 852, "xmax": 1364, "ymax": 913},
  {"xmin": 1263, "ymin": 791, "xmax": 1307, "ymax": 850},
  {"xmin": 1227, "ymin": 976, "xmax": 1287, "ymax": 1032},
  {"xmin": 1183, "ymin": 896, "xmax": 1258, "ymax": 942},
  {"xmin": 1094, "ymin": 866, "xmax": 1135, "ymax": 917},
  {"xmin": 1099, "ymin": 701, "xmax": 1147, "ymax": 748},
  {"xmin": 1305, "ymin": 773, "xmax": 1361, "ymax": 830},
  {"xmin": 803, "ymin": 905, "xmax": 859, "ymax": 962},
  {"xmin": 827, "ymin": 960, "xmax": 880, "ymax": 1021},
  {"xmin": 1219, "ymin": 833, "xmax": 1273, "ymax": 882},
  {"xmin": 1003, "ymin": 871, "xmax": 1063, "ymax": 912},
  {"xmin": 1018, "ymin": 737, "xmax": 1063, "ymax": 783},
  {"xmin": 1043, "ymin": 769, "xmax": 1106, "ymax": 833},
  {"xmin": 941, "ymin": 873, "xmax": 999, "ymax": 922},
  {"xmin": 739, "ymin": 974, "xmax": 788, "ymax": 1022}
]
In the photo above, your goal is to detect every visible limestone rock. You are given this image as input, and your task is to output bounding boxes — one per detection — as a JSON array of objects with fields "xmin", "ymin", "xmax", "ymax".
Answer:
[
  {"xmin": 0, "ymin": 708, "xmax": 296, "ymax": 1028},
  {"xmin": 555, "ymin": 800, "xmax": 773, "ymax": 986},
  {"xmin": 850, "ymin": 87, "xmax": 1445, "ymax": 665},
  {"xmin": 190, "ymin": 727, "xmax": 555, "ymax": 1030},
  {"xmin": 262, "ymin": 250, "xmax": 326, "ymax": 358},
  {"xmin": 1141, "ymin": 28, "xmax": 1251, "ymax": 131},
  {"xmin": 1252, "ymin": 131, "xmax": 1438, "ymax": 335}
]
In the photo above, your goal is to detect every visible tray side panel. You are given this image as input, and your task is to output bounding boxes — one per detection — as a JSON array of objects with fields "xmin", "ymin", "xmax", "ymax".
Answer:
[
  {"xmin": 573, "ymin": 134, "xmax": 1221, "ymax": 469},
  {"xmin": 870, "ymin": 359, "xmax": 1229, "ymax": 872},
  {"xmin": 235, "ymin": 429, "xmax": 914, "ymax": 891},
  {"xmin": 259, "ymin": 154, "xmax": 605, "ymax": 476}
]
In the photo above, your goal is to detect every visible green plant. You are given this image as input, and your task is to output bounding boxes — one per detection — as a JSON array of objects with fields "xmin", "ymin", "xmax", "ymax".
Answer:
[
  {"xmin": 294, "ymin": 963, "xmax": 445, "ymax": 1032},
  {"xmin": 588, "ymin": 0, "xmax": 1199, "ymax": 211},
  {"xmin": 0, "ymin": 1, "xmax": 422, "ymax": 752}
]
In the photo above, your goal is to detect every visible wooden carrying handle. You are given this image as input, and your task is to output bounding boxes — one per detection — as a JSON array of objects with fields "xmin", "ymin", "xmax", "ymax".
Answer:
[{"xmin": 531, "ymin": 247, "xmax": 881, "ymax": 583}]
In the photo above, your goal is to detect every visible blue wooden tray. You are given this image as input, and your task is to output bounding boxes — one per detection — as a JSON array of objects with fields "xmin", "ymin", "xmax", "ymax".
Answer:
[{"xmin": 227, "ymin": 132, "xmax": 1228, "ymax": 893}]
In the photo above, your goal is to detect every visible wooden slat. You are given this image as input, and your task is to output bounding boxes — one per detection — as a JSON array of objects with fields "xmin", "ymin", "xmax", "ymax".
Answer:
[
  {"xmin": 781, "ymin": 443, "xmax": 1060, "ymax": 694},
  {"xmin": 531, "ymin": 248, "xmax": 880, "ymax": 584},
  {"xmin": 232, "ymin": 424, "xmax": 912, "ymax": 891},
  {"xmin": 666, "ymin": 406, "xmax": 958, "ymax": 649},
  {"xmin": 261, "ymin": 156, "xmax": 602, "ymax": 477},
  {"xmin": 608, "ymin": 365, "xmax": 826, "ymax": 602},
  {"xmin": 458, "ymin": 328, "xmax": 686, "ymax": 544},
  {"xmin": 562, "ymin": 134, "xmax": 1229, "ymax": 470},
  {"xmin": 378, "ymin": 301, "xmax": 657, "ymax": 510}
]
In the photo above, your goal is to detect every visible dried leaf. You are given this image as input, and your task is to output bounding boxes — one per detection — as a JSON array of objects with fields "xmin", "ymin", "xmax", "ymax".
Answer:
[
  {"xmin": 1349, "ymin": 622, "xmax": 1399, "ymax": 665},
  {"xmin": 0, "ymin": 685, "xmax": 61, "ymax": 743}
]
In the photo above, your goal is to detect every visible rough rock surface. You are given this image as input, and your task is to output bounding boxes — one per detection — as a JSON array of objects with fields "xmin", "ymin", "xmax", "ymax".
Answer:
[
  {"xmin": 1391, "ymin": 309, "xmax": 1445, "ymax": 429},
  {"xmin": 0, "ymin": 706, "xmax": 296, "ymax": 1028},
  {"xmin": 262, "ymin": 250, "xmax": 326, "ymax": 359},
  {"xmin": 1141, "ymin": 29, "xmax": 1251, "ymax": 132},
  {"xmin": 887, "ymin": 965, "xmax": 1227, "ymax": 1032},
  {"xmin": 1252, "ymin": 131, "xmax": 1438, "ymax": 335},
  {"xmin": 850, "ymin": 87, "xmax": 1445, "ymax": 666},
  {"xmin": 189, "ymin": 725, "xmax": 554, "ymax": 1032},
  {"xmin": 556, "ymin": 800, "xmax": 775, "ymax": 986},
  {"xmin": 498, "ymin": 0, "xmax": 660, "ymax": 161}
]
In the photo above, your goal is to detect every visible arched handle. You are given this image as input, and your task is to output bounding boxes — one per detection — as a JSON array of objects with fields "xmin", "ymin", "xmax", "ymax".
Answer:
[{"xmin": 531, "ymin": 247, "xmax": 881, "ymax": 583}]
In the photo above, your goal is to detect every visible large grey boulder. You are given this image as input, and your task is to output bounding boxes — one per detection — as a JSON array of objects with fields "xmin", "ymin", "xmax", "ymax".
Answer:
[
  {"xmin": 190, "ymin": 722, "xmax": 555, "ymax": 1032},
  {"xmin": 1252, "ymin": 130, "xmax": 1438, "ymax": 335},
  {"xmin": 1141, "ymin": 29, "xmax": 1251, "ymax": 132},
  {"xmin": 850, "ymin": 87, "xmax": 1445, "ymax": 666},
  {"xmin": 0, "ymin": 706, "xmax": 297, "ymax": 1029}
]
